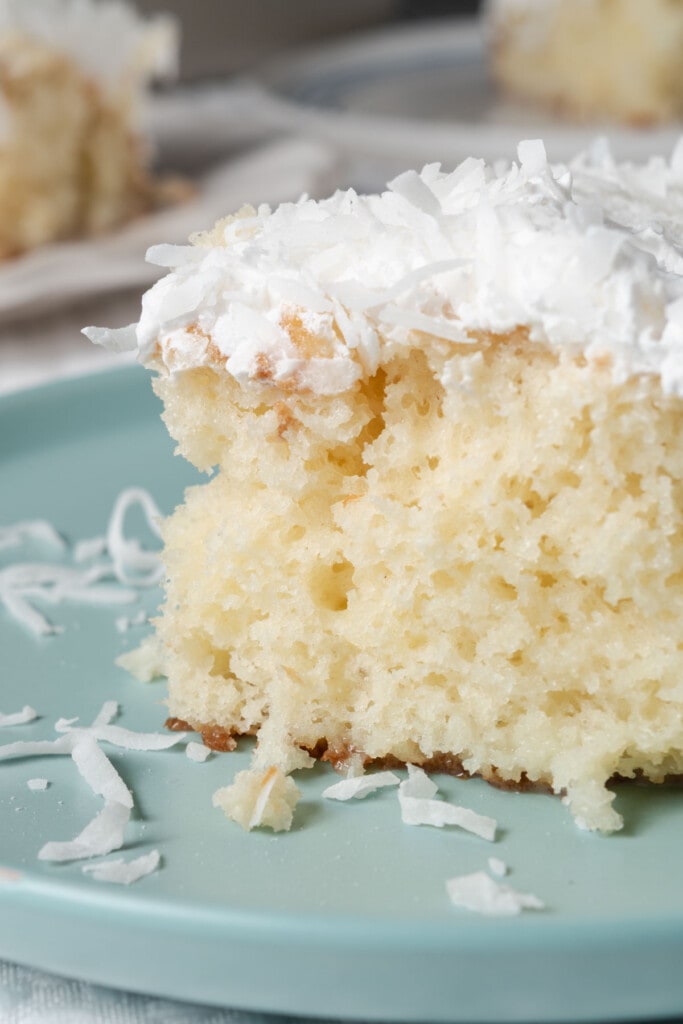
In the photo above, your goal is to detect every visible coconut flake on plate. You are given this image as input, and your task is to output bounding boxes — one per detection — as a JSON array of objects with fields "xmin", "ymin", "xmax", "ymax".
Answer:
[
  {"xmin": 0, "ymin": 735, "xmax": 76, "ymax": 761},
  {"xmin": 38, "ymin": 799, "xmax": 131, "ymax": 863},
  {"xmin": 0, "ymin": 700, "xmax": 185, "ymax": 862},
  {"xmin": 0, "ymin": 706, "xmax": 38, "ymax": 727},
  {"xmin": 70, "ymin": 735, "xmax": 133, "ymax": 808},
  {"xmin": 105, "ymin": 488, "xmax": 164, "ymax": 587},
  {"xmin": 54, "ymin": 716, "xmax": 80, "ymax": 732},
  {"xmin": 446, "ymin": 871, "xmax": 545, "ymax": 916},
  {"xmin": 0, "ymin": 562, "xmax": 139, "ymax": 635},
  {"xmin": 92, "ymin": 701, "xmax": 119, "ymax": 728},
  {"xmin": 26, "ymin": 778, "xmax": 49, "ymax": 791},
  {"xmin": 400, "ymin": 764, "xmax": 439, "ymax": 799},
  {"xmin": 0, "ymin": 520, "xmax": 65, "ymax": 553},
  {"xmin": 345, "ymin": 752, "xmax": 366, "ymax": 779},
  {"xmin": 73, "ymin": 536, "xmax": 107, "ymax": 563},
  {"xmin": 89, "ymin": 723, "xmax": 184, "ymax": 751},
  {"xmin": 82, "ymin": 849, "xmax": 161, "ymax": 885},
  {"xmin": 322, "ymin": 771, "xmax": 400, "ymax": 801},
  {"xmin": 186, "ymin": 741, "xmax": 211, "ymax": 763},
  {"xmin": 0, "ymin": 589, "xmax": 64, "ymax": 636},
  {"xmin": 398, "ymin": 766, "xmax": 497, "ymax": 841},
  {"xmin": 488, "ymin": 856, "xmax": 508, "ymax": 877},
  {"xmin": 0, "ymin": 488, "xmax": 165, "ymax": 636}
]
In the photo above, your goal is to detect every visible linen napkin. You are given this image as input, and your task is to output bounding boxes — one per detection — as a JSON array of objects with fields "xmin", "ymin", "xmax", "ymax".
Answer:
[{"xmin": 0, "ymin": 960, "xmax": 357, "ymax": 1024}]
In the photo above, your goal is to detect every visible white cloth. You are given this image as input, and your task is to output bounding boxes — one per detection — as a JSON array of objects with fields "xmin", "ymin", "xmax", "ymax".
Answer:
[{"xmin": 0, "ymin": 960, "xmax": 348, "ymax": 1024}]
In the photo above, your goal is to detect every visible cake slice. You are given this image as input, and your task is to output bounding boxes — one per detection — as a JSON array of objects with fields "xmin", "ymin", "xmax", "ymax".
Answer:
[
  {"xmin": 487, "ymin": 0, "xmax": 683, "ymax": 125},
  {"xmin": 87, "ymin": 139, "xmax": 683, "ymax": 833},
  {"xmin": 0, "ymin": 0, "xmax": 177, "ymax": 259}
]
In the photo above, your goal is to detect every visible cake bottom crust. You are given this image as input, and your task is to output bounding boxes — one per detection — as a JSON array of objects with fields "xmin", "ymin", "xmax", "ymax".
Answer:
[{"xmin": 165, "ymin": 717, "xmax": 682, "ymax": 797}]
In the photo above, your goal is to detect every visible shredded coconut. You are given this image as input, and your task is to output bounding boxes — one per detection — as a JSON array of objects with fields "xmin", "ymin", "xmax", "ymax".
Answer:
[
  {"xmin": 398, "ymin": 767, "xmax": 497, "ymax": 841},
  {"xmin": 82, "ymin": 849, "xmax": 161, "ymax": 885},
  {"xmin": 26, "ymin": 778, "xmax": 48, "ymax": 791},
  {"xmin": 38, "ymin": 799, "xmax": 131, "ymax": 863},
  {"xmin": 106, "ymin": 488, "xmax": 164, "ymax": 587},
  {"xmin": 0, "ymin": 701, "xmax": 184, "ymax": 862},
  {"xmin": 87, "ymin": 139, "xmax": 683, "ymax": 399},
  {"xmin": 488, "ymin": 856, "xmax": 508, "ymax": 877},
  {"xmin": 73, "ymin": 536, "xmax": 107, "ymax": 563},
  {"xmin": 0, "ymin": 706, "xmax": 37, "ymax": 727},
  {"xmin": 446, "ymin": 871, "xmax": 545, "ymax": 916},
  {"xmin": 322, "ymin": 771, "xmax": 400, "ymax": 801},
  {"xmin": 0, "ymin": 488, "xmax": 164, "ymax": 636},
  {"xmin": 0, "ymin": 521, "xmax": 65, "ymax": 553}
]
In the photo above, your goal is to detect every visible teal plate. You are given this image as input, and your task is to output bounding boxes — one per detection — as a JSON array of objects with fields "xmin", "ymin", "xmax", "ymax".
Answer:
[{"xmin": 1, "ymin": 367, "xmax": 683, "ymax": 1023}]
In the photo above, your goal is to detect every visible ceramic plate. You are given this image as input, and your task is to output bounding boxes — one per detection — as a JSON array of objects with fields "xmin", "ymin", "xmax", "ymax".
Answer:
[
  {"xmin": 253, "ymin": 18, "xmax": 683, "ymax": 188},
  {"xmin": 1, "ymin": 368, "xmax": 683, "ymax": 1023}
]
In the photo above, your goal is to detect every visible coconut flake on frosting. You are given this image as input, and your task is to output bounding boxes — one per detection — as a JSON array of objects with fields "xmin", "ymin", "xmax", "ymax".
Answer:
[{"xmin": 85, "ymin": 139, "xmax": 683, "ymax": 397}]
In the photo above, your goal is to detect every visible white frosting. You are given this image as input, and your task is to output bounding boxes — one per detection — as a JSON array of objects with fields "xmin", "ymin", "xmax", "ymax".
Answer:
[
  {"xmin": 86, "ymin": 139, "xmax": 683, "ymax": 397},
  {"xmin": 0, "ymin": 0, "xmax": 177, "ymax": 92}
]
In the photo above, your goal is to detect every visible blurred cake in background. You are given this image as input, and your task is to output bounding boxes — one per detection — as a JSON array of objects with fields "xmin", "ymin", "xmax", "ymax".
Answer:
[
  {"xmin": 487, "ymin": 0, "xmax": 683, "ymax": 125},
  {"xmin": 0, "ymin": 0, "xmax": 178, "ymax": 260}
]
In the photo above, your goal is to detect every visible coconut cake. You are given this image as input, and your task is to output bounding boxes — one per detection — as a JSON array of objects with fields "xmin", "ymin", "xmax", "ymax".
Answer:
[
  {"xmin": 0, "ymin": 0, "xmax": 177, "ymax": 259},
  {"xmin": 487, "ymin": 0, "xmax": 683, "ymax": 125},
  {"xmin": 87, "ymin": 139, "xmax": 683, "ymax": 833}
]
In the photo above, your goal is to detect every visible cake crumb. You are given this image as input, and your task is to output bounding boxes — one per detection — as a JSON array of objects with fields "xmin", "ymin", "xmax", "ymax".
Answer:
[
  {"xmin": 116, "ymin": 634, "xmax": 165, "ymax": 682},
  {"xmin": 213, "ymin": 766, "xmax": 301, "ymax": 832}
]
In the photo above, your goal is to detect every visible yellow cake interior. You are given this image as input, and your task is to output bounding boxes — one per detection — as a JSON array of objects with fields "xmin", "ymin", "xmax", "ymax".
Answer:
[{"xmin": 150, "ymin": 325, "xmax": 683, "ymax": 833}]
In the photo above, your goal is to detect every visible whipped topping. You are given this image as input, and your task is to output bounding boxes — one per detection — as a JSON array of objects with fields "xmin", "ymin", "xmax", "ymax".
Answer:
[
  {"xmin": 86, "ymin": 139, "xmax": 683, "ymax": 397},
  {"xmin": 0, "ymin": 0, "xmax": 177, "ymax": 93}
]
